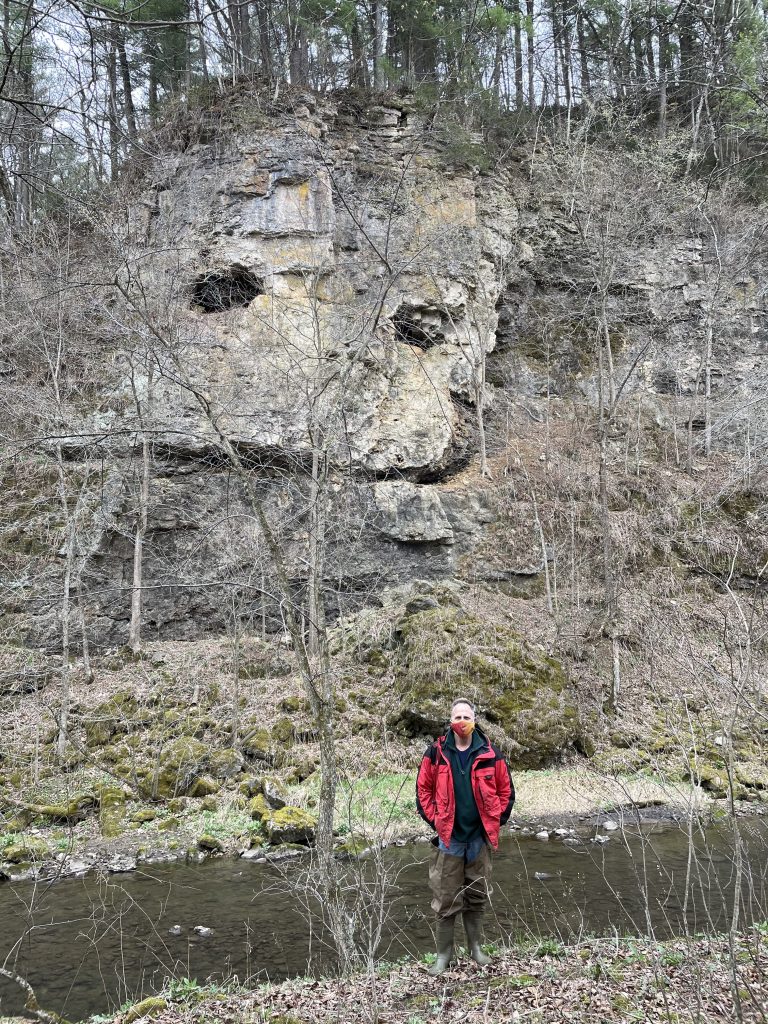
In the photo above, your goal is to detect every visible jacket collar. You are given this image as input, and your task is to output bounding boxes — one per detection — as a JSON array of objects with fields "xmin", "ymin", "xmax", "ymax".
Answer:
[{"xmin": 437, "ymin": 725, "xmax": 491, "ymax": 761}]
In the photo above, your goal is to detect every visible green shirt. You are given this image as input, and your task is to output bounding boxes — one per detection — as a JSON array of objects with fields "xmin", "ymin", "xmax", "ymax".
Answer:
[{"xmin": 444, "ymin": 729, "xmax": 484, "ymax": 842}]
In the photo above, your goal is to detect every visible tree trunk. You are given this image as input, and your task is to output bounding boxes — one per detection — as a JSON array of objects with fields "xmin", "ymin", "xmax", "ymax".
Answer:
[
  {"xmin": 512, "ymin": 0, "xmax": 524, "ymax": 108},
  {"xmin": 576, "ymin": 8, "xmax": 591, "ymax": 100},
  {"xmin": 57, "ymin": 523, "xmax": 73, "ymax": 761},
  {"xmin": 601, "ymin": 291, "xmax": 616, "ymax": 410},
  {"xmin": 550, "ymin": 0, "xmax": 561, "ymax": 109},
  {"xmin": 704, "ymin": 314, "xmax": 713, "ymax": 456},
  {"xmin": 306, "ymin": 442, "xmax": 328, "ymax": 660},
  {"xmin": 195, "ymin": 0, "xmax": 210, "ymax": 83},
  {"xmin": 349, "ymin": 15, "xmax": 369, "ymax": 89},
  {"xmin": 230, "ymin": 597, "xmax": 240, "ymax": 747},
  {"xmin": 558, "ymin": 1, "xmax": 573, "ymax": 113},
  {"xmin": 528, "ymin": 0, "xmax": 532, "ymax": 108},
  {"xmin": 596, "ymin": 326, "xmax": 616, "ymax": 659},
  {"xmin": 289, "ymin": 16, "xmax": 309, "ymax": 86},
  {"xmin": 118, "ymin": 33, "xmax": 137, "ymax": 143},
  {"xmin": 148, "ymin": 38, "xmax": 159, "ymax": 120},
  {"xmin": 107, "ymin": 32, "xmax": 120, "ymax": 182},
  {"xmin": 255, "ymin": 0, "xmax": 270, "ymax": 82},
  {"xmin": 129, "ymin": 432, "xmax": 151, "ymax": 652},
  {"xmin": 129, "ymin": 362, "xmax": 152, "ymax": 653},
  {"xmin": 373, "ymin": 0, "xmax": 385, "ymax": 89},
  {"xmin": 657, "ymin": 20, "xmax": 668, "ymax": 139}
]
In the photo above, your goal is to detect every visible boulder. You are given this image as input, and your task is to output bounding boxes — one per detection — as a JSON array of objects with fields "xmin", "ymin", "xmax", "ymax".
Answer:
[
  {"xmin": 154, "ymin": 736, "xmax": 210, "ymax": 797},
  {"xmin": 188, "ymin": 775, "xmax": 221, "ymax": 798},
  {"xmin": 124, "ymin": 997, "xmax": 168, "ymax": 1024},
  {"xmin": 262, "ymin": 777, "xmax": 288, "ymax": 809},
  {"xmin": 271, "ymin": 717, "xmax": 295, "ymax": 746},
  {"xmin": 197, "ymin": 834, "xmax": 224, "ymax": 852},
  {"xmin": 263, "ymin": 806, "xmax": 317, "ymax": 845},
  {"xmin": 373, "ymin": 482, "xmax": 454, "ymax": 543},
  {"xmin": 99, "ymin": 787, "xmax": 127, "ymax": 837},
  {"xmin": 130, "ymin": 809, "xmax": 158, "ymax": 825},
  {"xmin": 207, "ymin": 748, "xmax": 244, "ymax": 780},
  {"xmin": 393, "ymin": 602, "xmax": 584, "ymax": 767},
  {"xmin": 3, "ymin": 838, "xmax": 48, "ymax": 863},
  {"xmin": 248, "ymin": 794, "xmax": 271, "ymax": 821},
  {"xmin": 241, "ymin": 728, "xmax": 272, "ymax": 762},
  {"xmin": 34, "ymin": 793, "xmax": 98, "ymax": 823}
]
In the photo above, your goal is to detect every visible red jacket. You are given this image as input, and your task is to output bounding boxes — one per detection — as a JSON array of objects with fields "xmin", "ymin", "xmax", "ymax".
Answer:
[{"xmin": 416, "ymin": 729, "xmax": 514, "ymax": 850}]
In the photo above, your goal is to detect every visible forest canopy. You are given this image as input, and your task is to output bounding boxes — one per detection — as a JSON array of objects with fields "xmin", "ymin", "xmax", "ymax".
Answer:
[{"xmin": 2, "ymin": 0, "xmax": 768, "ymax": 228}]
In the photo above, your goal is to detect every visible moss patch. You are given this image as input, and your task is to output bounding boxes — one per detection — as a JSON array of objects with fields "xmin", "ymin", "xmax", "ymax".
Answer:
[
  {"xmin": 393, "ymin": 604, "xmax": 582, "ymax": 767},
  {"xmin": 152, "ymin": 736, "xmax": 210, "ymax": 798},
  {"xmin": 2, "ymin": 838, "xmax": 49, "ymax": 862},
  {"xmin": 99, "ymin": 786, "xmax": 127, "ymax": 837},
  {"xmin": 124, "ymin": 997, "xmax": 168, "ymax": 1023},
  {"xmin": 264, "ymin": 806, "xmax": 316, "ymax": 844}
]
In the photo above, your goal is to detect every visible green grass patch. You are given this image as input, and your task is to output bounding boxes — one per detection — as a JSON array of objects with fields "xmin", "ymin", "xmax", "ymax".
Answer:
[{"xmin": 335, "ymin": 772, "xmax": 416, "ymax": 836}]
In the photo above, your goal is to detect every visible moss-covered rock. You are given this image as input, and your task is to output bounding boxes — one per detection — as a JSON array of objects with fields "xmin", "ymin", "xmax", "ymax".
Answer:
[
  {"xmin": 34, "ymin": 793, "xmax": 98, "ymax": 823},
  {"xmin": 123, "ymin": 997, "xmax": 168, "ymax": 1023},
  {"xmin": 284, "ymin": 754, "xmax": 318, "ymax": 783},
  {"xmin": 271, "ymin": 717, "xmax": 295, "ymax": 746},
  {"xmin": 85, "ymin": 718, "xmax": 116, "ymax": 747},
  {"xmin": 130, "ymin": 809, "xmax": 158, "ymax": 825},
  {"xmin": 264, "ymin": 806, "xmax": 316, "ymax": 844},
  {"xmin": 153, "ymin": 736, "xmax": 210, "ymax": 798},
  {"xmin": 99, "ymin": 787, "xmax": 127, "ymax": 838},
  {"xmin": 207, "ymin": 748, "xmax": 244, "ymax": 779},
  {"xmin": 199, "ymin": 795, "xmax": 219, "ymax": 812},
  {"xmin": 241, "ymin": 728, "xmax": 272, "ymax": 761},
  {"xmin": 262, "ymin": 777, "xmax": 288, "ymax": 809},
  {"xmin": 85, "ymin": 691, "xmax": 153, "ymax": 748},
  {"xmin": 334, "ymin": 835, "xmax": 372, "ymax": 860},
  {"xmin": 278, "ymin": 695, "xmax": 304, "ymax": 713},
  {"xmin": 157, "ymin": 816, "xmax": 180, "ymax": 832},
  {"xmin": 363, "ymin": 647, "xmax": 390, "ymax": 674},
  {"xmin": 3, "ymin": 838, "xmax": 48, "ymax": 863},
  {"xmin": 188, "ymin": 775, "xmax": 221, "ymax": 798},
  {"xmin": 239, "ymin": 776, "xmax": 263, "ymax": 797},
  {"xmin": 393, "ymin": 604, "xmax": 582, "ymax": 767},
  {"xmin": 735, "ymin": 762, "xmax": 768, "ymax": 791},
  {"xmin": 691, "ymin": 764, "xmax": 747, "ymax": 800},
  {"xmin": 248, "ymin": 794, "xmax": 271, "ymax": 821},
  {"xmin": 197, "ymin": 834, "xmax": 224, "ymax": 852}
]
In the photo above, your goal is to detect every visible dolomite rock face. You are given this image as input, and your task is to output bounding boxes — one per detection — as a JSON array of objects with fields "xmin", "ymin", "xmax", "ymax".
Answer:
[
  {"xmin": 10, "ymin": 95, "xmax": 767, "ymax": 650},
  {"xmin": 373, "ymin": 482, "xmax": 454, "ymax": 543},
  {"xmin": 119, "ymin": 102, "xmax": 514, "ymax": 477}
]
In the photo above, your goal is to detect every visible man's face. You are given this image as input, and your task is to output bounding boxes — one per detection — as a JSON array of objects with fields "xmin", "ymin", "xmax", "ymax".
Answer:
[{"xmin": 451, "ymin": 702, "xmax": 475, "ymax": 738}]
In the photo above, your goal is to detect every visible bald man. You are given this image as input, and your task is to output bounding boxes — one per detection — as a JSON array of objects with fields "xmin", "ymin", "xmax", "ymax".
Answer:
[{"xmin": 416, "ymin": 698, "xmax": 514, "ymax": 974}]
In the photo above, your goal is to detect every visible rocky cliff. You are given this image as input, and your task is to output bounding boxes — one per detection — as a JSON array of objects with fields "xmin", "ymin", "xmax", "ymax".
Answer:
[{"xmin": 3, "ymin": 91, "xmax": 768, "ymax": 769}]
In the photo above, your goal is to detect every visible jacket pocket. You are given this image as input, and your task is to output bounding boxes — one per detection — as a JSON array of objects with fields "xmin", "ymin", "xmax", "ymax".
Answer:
[{"xmin": 477, "ymin": 773, "xmax": 500, "ymax": 817}]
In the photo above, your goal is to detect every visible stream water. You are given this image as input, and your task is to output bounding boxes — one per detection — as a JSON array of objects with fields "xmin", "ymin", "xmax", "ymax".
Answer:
[{"xmin": 2, "ymin": 817, "xmax": 768, "ymax": 1022}]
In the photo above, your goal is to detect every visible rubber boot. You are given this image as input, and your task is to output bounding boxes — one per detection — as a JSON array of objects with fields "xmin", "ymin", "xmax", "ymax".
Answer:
[
  {"xmin": 428, "ymin": 916, "xmax": 455, "ymax": 976},
  {"xmin": 463, "ymin": 911, "xmax": 491, "ymax": 966}
]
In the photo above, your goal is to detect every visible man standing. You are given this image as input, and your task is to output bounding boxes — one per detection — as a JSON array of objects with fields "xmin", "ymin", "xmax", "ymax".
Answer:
[{"xmin": 416, "ymin": 698, "xmax": 514, "ymax": 975}]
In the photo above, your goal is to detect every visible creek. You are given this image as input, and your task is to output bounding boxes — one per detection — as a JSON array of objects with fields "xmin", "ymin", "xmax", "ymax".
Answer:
[{"xmin": 1, "ymin": 817, "xmax": 767, "ymax": 1022}]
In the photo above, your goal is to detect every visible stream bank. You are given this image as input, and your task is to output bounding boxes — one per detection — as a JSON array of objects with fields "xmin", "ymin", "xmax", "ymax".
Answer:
[{"xmin": 0, "ymin": 765, "xmax": 729, "ymax": 884}]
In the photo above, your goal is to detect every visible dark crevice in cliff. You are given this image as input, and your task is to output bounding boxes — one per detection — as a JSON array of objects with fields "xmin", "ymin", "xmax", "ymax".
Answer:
[
  {"xmin": 392, "ymin": 303, "xmax": 445, "ymax": 349},
  {"xmin": 192, "ymin": 267, "xmax": 263, "ymax": 312}
]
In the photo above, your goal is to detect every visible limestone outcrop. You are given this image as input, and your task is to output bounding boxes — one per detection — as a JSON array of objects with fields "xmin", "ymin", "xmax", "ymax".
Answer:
[{"xmin": 4, "ymin": 93, "xmax": 767, "ymax": 656}]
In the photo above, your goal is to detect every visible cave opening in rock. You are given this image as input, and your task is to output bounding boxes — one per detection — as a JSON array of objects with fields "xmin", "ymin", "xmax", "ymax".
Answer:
[
  {"xmin": 393, "ymin": 304, "xmax": 444, "ymax": 349},
  {"xmin": 192, "ymin": 267, "xmax": 263, "ymax": 312}
]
